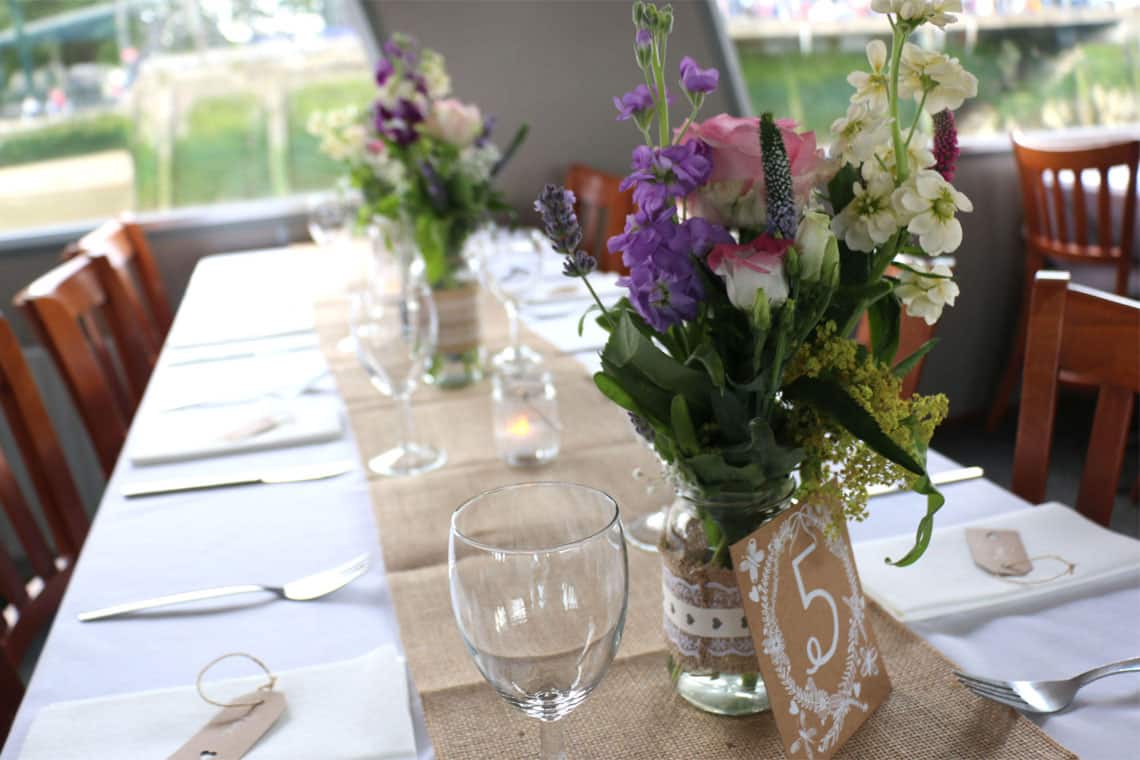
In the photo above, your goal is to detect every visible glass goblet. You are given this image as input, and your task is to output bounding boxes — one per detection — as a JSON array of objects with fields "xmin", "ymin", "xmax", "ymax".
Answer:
[
  {"xmin": 349, "ymin": 275, "xmax": 446, "ymax": 477},
  {"xmin": 478, "ymin": 226, "xmax": 545, "ymax": 374},
  {"xmin": 309, "ymin": 191, "xmax": 359, "ymax": 353},
  {"xmin": 449, "ymin": 483, "xmax": 629, "ymax": 760}
]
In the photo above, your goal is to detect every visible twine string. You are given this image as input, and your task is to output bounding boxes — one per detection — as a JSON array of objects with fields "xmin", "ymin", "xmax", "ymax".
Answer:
[
  {"xmin": 998, "ymin": 554, "xmax": 1077, "ymax": 586},
  {"xmin": 196, "ymin": 653, "xmax": 277, "ymax": 709}
]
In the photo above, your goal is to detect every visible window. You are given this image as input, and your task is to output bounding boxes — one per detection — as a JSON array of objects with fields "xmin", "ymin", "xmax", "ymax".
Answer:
[
  {"xmin": 0, "ymin": 0, "xmax": 371, "ymax": 234},
  {"xmin": 719, "ymin": 1, "xmax": 1139, "ymax": 140}
]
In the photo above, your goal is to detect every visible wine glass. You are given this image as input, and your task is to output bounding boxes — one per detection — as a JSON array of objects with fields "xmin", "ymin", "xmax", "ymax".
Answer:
[
  {"xmin": 350, "ymin": 273, "xmax": 446, "ymax": 477},
  {"xmin": 449, "ymin": 483, "xmax": 629, "ymax": 760},
  {"xmin": 309, "ymin": 190, "xmax": 359, "ymax": 353},
  {"xmin": 477, "ymin": 226, "xmax": 545, "ymax": 374}
]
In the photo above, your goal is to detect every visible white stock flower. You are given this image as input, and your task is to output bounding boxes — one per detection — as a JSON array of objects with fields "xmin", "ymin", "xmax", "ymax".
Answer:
[
  {"xmin": 419, "ymin": 49, "xmax": 451, "ymax": 99},
  {"xmin": 831, "ymin": 177, "xmax": 899, "ymax": 253},
  {"xmin": 458, "ymin": 143, "xmax": 501, "ymax": 183},
  {"xmin": 895, "ymin": 262, "xmax": 959, "ymax": 325},
  {"xmin": 925, "ymin": 0, "xmax": 963, "ymax": 28},
  {"xmin": 830, "ymin": 102, "xmax": 894, "ymax": 166},
  {"xmin": 860, "ymin": 133, "xmax": 936, "ymax": 183},
  {"xmin": 870, "ymin": 0, "xmax": 961, "ymax": 27},
  {"xmin": 848, "ymin": 40, "xmax": 890, "ymax": 113},
  {"xmin": 899, "ymin": 43, "xmax": 978, "ymax": 113},
  {"xmin": 893, "ymin": 169, "xmax": 973, "ymax": 254}
]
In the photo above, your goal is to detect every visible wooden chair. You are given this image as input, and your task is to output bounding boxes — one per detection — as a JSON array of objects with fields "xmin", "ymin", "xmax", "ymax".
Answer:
[
  {"xmin": 0, "ymin": 315, "xmax": 88, "ymax": 738},
  {"xmin": 13, "ymin": 258, "xmax": 136, "ymax": 477},
  {"xmin": 564, "ymin": 164, "xmax": 635, "ymax": 274},
  {"xmin": 68, "ymin": 219, "xmax": 173, "ymax": 344},
  {"xmin": 987, "ymin": 136, "xmax": 1139, "ymax": 430},
  {"xmin": 1011, "ymin": 271, "xmax": 1140, "ymax": 526}
]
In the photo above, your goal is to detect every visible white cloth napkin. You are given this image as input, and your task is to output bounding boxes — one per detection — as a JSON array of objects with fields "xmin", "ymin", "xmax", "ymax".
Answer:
[
  {"xmin": 854, "ymin": 502, "xmax": 1140, "ymax": 622},
  {"xmin": 129, "ymin": 397, "xmax": 344, "ymax": 466},
  {"xmin": 17, "ymin": 646, "xmax": 417, "ymax": 760}
]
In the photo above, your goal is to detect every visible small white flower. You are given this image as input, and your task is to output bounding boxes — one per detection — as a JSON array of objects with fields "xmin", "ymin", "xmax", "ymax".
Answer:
[
  {"xmin": 899, "ymin": 43, "xmax": 978, "ymax": 114},
  {"xmin": 871, "ymin": 0, "xmax": 961, "ymax": 27},
  {"xmin": 926, "ymin": 0, "xmax": 963, "ymax": 28},
  {"xmin": 831, "ymin": 177, "xmax": 899, "ymax": 253},
  {"xmin": 830, "ymin": 102, "xmax": 894, "ymax": 166},
  {"xmin": 419, "ymin": 49, "xmax": 451, "ymax": 99},
  {"xmin": 895, "ymin": 261, "xmax": 960, "ymax": 325},
  {"xmin": 457, "ymin": 143, "xmax": 501, "ymax": 183},
  {"xmin": 847, "ymin": 40, "xmax": 890, "ymax": 114},
  {"xmin": 893, "ymin": 169, "xmax": 973, "ymax": 254},
  {"xmin": 860, "ymin": 133, "xmax": 936, "ymax": 183}
]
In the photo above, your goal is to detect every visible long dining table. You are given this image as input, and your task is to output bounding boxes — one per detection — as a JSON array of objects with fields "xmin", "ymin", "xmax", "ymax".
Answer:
[{"xmin": 3, "ymin": 244, "xmax": 1137, "ymax": 759}]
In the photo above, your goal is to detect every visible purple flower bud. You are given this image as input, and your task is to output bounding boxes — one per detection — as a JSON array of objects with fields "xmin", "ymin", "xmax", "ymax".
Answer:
[
  {"xmin": 613, "ymin": 84, "xmax": 656, "ymax": 122},
  {"xmin": 679, "ymin": 56, "xmax": 719, "ymax": 95},
  {"xmin": 635, "ymin": 28, "xmax": 652, "ymax": 49},
  {"xmin": 933, "ymin": 109, "xmax": 960, "ymax": 183}
]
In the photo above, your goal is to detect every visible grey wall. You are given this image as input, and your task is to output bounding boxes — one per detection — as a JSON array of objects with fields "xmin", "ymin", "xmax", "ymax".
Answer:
[{"xmin": 365, "ymin": 0, "xmax": 745, "ymax": 216}]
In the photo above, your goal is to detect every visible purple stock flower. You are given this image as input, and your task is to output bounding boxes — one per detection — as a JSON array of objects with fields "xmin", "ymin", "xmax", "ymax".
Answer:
[
  {"xmin": 374, "ymin": 98, "xmax": 424, "ymax": 147},
  {"xmin": 613, "ymin": 84, "xmax": 655, "ymax": 122},
  {"xmin": 679, "ymin": 56, "xmax": 719, "ymax": 95},
  {"xmin": 933, "ymin": 109, "xmax": 960, "ymax": 183},
  {"xmin": 619, "ymin": 141, "xmax": 713, "ymax": 221}
]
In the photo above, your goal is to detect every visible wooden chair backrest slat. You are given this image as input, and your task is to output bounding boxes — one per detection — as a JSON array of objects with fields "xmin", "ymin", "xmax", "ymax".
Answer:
[
  {"xmin": 1012, "ymin": 271, "xmax": 1140, "ymax": 525},
  {"xmin": 564, "ymin": 164, "xmax": 635, "ymax": 274},
  {"xmin": 14, "ymin": 258, "xmax": 132, "ymax": 477}
]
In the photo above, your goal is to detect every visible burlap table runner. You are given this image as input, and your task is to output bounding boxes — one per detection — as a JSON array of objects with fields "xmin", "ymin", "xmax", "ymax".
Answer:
[{"xmin": 313, "ymin": 276, "xmax": 1075, "ymax": 759}]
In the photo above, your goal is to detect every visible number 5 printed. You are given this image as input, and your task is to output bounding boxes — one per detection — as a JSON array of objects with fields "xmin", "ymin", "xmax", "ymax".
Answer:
[{"xmin": 792, "ymin": 541, "xmax": 839, "ymax": 675}]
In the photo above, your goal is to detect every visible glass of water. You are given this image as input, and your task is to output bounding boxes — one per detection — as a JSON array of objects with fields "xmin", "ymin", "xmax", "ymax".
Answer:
[
  {"xmin": 449, "ymin": 482, "xmax": 628, "ymax": 759},
  {"xmin": 350, "ymin": 272, "xmax": 446, "ymax": 477},
  {"xmin": 476, "ymin": 226, "xmax": 545, "ymax": 374}
]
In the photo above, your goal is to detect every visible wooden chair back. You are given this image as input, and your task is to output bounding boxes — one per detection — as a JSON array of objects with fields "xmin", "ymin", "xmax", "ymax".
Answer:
[
  {"xmin": 13, "ymin": 258, "xmax": 134, "ymax": 476},
  {"xmin": 0, "ymin": 315, "xmax": 87, "ymax": 556},
  {"xmin": 1011, "ymin": 135, "xmax": 1138, "ymax": 295},
  {"xmin": 1012, "ymin": 271, "xmax": 1140, "ymax": 526},
  {"xmin": 71, "ymin": 219, "xmax": 173, "ymax": 341},
  {"xmin": 564, "ymin": 164, "xmax": 635, "ymax": 274},
  {"xmin": 0, "ymin": 321, "xmax": 84, "ymax": 729}
]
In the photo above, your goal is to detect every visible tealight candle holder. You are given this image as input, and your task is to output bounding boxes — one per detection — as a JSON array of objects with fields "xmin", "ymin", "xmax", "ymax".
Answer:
[{"xmin": 491, "ymin": 370, "xmax": 561, "ymax": 467}]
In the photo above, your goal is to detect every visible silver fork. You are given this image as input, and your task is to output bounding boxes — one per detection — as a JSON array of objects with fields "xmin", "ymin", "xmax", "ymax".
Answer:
[
  {"xmin": 78, "ymin": 554, "xmax": 370, "ymax": 622},
  {"xmin": 955, "ymin": 657, "xmax": 1140, "ymax": 713}
]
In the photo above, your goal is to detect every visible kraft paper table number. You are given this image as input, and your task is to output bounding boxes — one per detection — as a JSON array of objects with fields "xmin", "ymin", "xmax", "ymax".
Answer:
[{"xmin": 730, "ymin": 499, "xmax": 892, "ymax": 760}]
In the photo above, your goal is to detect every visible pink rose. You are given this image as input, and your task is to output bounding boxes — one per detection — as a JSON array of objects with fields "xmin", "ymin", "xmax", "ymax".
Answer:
[
  {"xmin": 422, "ymin": 98, "xmax": 483, "ymax": 148},
  {"xmin": 681, "ymin": 114, "xmax": 833, "ymax": 228},
  {"xmin": 707, "ymin": 234, "xmax": 792, "ymax": 310}
]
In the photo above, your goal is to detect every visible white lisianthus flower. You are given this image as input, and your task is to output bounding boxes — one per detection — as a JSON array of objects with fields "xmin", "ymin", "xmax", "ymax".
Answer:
[
  {"xmin": 861, "ymin": 133, "xmax": 936, "ymax": 183},
  {"xmin": 895, "ymin": 262, "xmax": 959, "ymax": 325},
  {"xmin": 795, "ymin": 211, "xmax": 839, "ymax": 283},
  {"xmin": 848, "ymin": 40, "xmax": 891, "ymax": 113},
  {"xmin": 831, "ymin": 102, "xmax": 894, "ymax": 165},
  {"xmin": 422, "ymin": 99, "xmax": 483, "ymax": 148},
  {"xmin": 419, "ymin": 49, "xmax": 451, "ymax": 99},
  {"xmin": 832, "ymin": 177, "xmax": 899, "ymax": 253},
  {"xmin": 899, "ymin": 43, "xmax": 978, "ymax": 113},
  {"xmin": 893, "ymin": 169, "xmax": 973, "ymax": 254}
]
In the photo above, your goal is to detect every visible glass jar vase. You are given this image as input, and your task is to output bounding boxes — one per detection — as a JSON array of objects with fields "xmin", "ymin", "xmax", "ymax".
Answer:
[
  {"xmin": 659, "ymin": 477, "xmax": 795, "ymax": 715},
  {"xmin": 427, "ymin": 254, "xmax": 484, "ymax": 389}
]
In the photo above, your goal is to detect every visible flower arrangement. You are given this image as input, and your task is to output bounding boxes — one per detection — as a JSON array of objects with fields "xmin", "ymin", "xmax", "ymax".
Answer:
[
  {"xmin": 309, "ymin": 33, "xmax": 526, "ymax": 287},
  {"xmin": 536, "ymin": 0, "xmax": 976, "ymax": 568}
]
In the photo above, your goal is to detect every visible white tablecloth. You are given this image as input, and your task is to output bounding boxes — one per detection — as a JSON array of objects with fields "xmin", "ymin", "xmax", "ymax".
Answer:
[{"xmin": 4, "ymin": 248, "xmax": 1136, "ymax": 759}]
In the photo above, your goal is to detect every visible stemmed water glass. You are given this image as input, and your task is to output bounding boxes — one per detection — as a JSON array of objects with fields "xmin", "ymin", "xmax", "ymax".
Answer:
[
  {"xmin": 477, "ymin": 226, "xmax": 545, "ymax": 374},
  {"xmin": 309, "ymin": 190, "xmax": 360, "ymax": 354},
  {"xmin": 449, "ymin": 483, "xmax": 629, "ymax": 760},
  {"xmin": 349, "ymin": 271, "xmax": 446, "ymax": 477}
]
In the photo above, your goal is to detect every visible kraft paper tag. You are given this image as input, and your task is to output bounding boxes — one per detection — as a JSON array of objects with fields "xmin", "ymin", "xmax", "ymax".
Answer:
[
  {"xmin": 221, "ymin": 412, "xmax": 290, "ymax": 443},
  {"xmin": 965, "ymin": 528, "xmax": 1032, "ymax": 576},
  {"xmin": 169, "ymin": 690, "xmax": 286, "ymax": 760},
  {"xmin": 730, "ymin": 496, "xmax": 891, "ymax": 760}
]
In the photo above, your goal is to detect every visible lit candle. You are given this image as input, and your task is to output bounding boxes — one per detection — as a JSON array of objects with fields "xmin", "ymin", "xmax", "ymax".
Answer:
[{"xmin": 492, "ymin": 371, "xmax": 560, "ymax": 467}]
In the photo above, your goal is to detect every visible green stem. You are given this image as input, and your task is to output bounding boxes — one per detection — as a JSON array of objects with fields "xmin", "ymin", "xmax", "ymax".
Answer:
[
  {"xmin": 888, "ymin": 25, "xmax": 909, "ymax": 183},
  {"xmin": 653, "ymin": 35, "xmax": 670, "ymax": 147},
  {"xmin": 905, "ymin": 90, "xmax": 929, "ymax": 148},
  {"xmin": 673, "ymin": 104, "xmax": 701, "ymax": 145},
  {"xmin": 581, "ymin": 275, "xmax": 615, "ymax": 330}
]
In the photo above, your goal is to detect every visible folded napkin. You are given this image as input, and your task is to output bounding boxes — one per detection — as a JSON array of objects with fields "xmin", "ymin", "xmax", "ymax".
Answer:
[
  {"xmin": 854, "ymin": 502, "xmax": 1140, "ymax": 622},
  {"xmin": 18, "ymin": 647, "xmax": 417, "ymax": 760},
  {"xmin": 129, "ymin": 397, "xmax": 344, "ymax": 466}
]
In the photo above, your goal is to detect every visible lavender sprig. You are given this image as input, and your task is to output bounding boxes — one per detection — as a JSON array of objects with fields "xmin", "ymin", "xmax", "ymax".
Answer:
[
  {"xmin": 418, "ymin": 160, "xmax": 449, "ymax": 214},
  {"xmin": 534, "ymin": 183, "xmax": 612, "ymax": 325},
  {"xmin": 760, "ymin": 113, "xmax": 796, "ymax": 239}
]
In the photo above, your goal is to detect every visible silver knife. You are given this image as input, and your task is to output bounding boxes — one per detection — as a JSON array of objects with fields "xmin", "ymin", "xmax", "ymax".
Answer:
[
  {"xmin": 121, "ymin": 459, "xmax": 355, "ymax": 498},
  {"xmin": 867, "ymin": 466, "xmax": 985, "ymax": 498}
]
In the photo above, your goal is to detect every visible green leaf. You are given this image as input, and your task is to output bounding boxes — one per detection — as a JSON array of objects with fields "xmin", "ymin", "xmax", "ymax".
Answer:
[
  {"xmin": 827, "ymin": 163, "xmax": 861, "ymax": 214},
  {"xmin": 890, "ymin": 259, "xmax": 954, "ymax": 279},
  {"xmin": 670, "ymin": 395, "xmax": 701, "ymax": 456},
  {"xmin": 577, "ymin": 303, "xmax": 601, "ymax": 337},
  {"xmin": 604, "ymin": 312, "xmax": 642, "ymax": 367},
  {"xmin": 600, "ymin": 313, "xmax": 712, "ymax": 414},
  {"xmin": 686, "ymin": 343, "xmax": 726, "ymax": 389},
  {"xmin": 593, "ymin": 372, "xmax": 641, "ymax": 415},
  {"xmin": 491, "ymin": 123, "xmax": 529, "ymax": 177},
  {"xmin": 867, "ymin": 293, "xmax": 901, "ymax": 364},
  {"xmin": 783, "ymin": 376, "xmax": 924, "ymax": 475},
  {"xmin": 884, "ymin": 475, "xmax": 945, "ymax": 567},
  {"xmin": 892, "ymin": 338, "xmax": 939, "ymax": 379}
]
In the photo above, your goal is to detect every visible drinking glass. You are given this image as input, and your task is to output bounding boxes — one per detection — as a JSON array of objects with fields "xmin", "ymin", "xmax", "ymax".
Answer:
[
  {"xmin": 449, "ymin": 483, "xmax": 629, "ymax": 760},
  {"xmin": 477, "ymin": 226, "xmax": 545, "ymax": 374},
  {"xmin": 309, "ymin": 190, "xmax": 359, "ymax": 354},
  {"xmin": 350, "ymin": 274, "xmax": 446, "ymax": 477}
]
